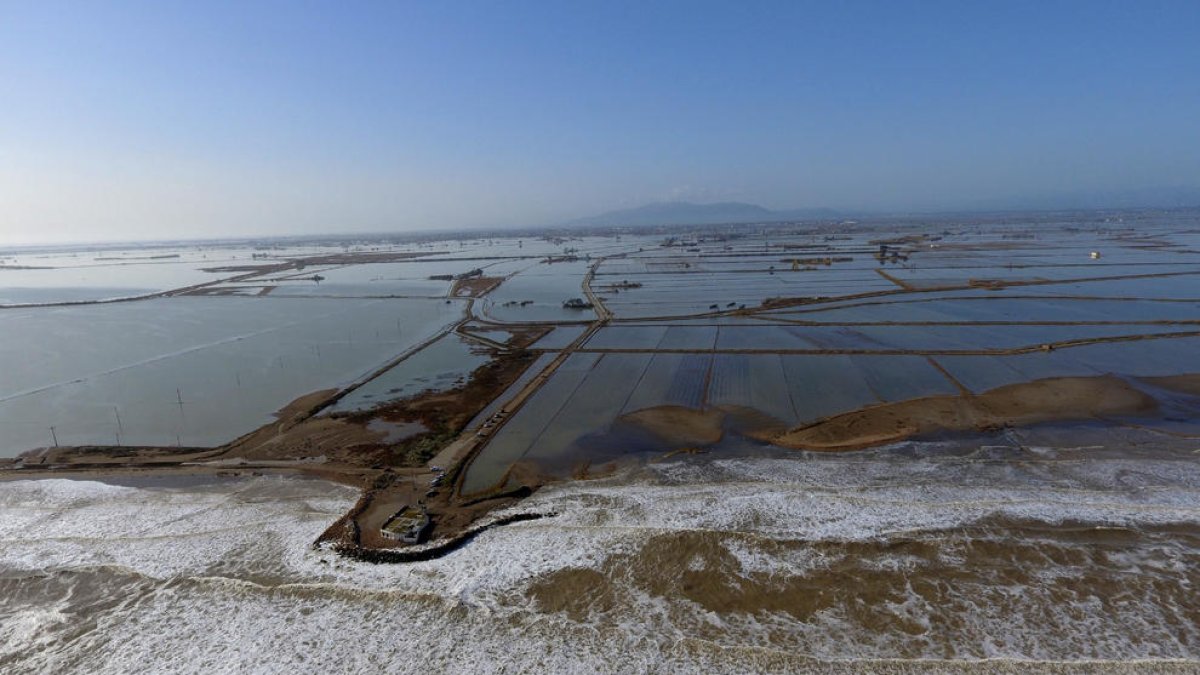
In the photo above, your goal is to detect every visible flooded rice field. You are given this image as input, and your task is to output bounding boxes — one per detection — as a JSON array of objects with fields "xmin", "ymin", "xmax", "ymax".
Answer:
[
  {"xmin": 0, "ymin": 234, "xmax": 649, "ymax": 458},
  {"xmin": 3, "ymin": 214, "xmax": 1200, "ymax": 671},
  {"xmin": 461, "ymin": 218, "xmax": 1200, "ymax": 494},
  {"xmin": 0, "ymin": 296, "xmax": 463, "ymax": 455},
  {"xmin": 325, "ymin": 334, "xmax": 490, "ymax": 414}
]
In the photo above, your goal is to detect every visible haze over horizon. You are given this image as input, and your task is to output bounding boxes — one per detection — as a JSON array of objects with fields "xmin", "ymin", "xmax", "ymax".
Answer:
[{"xmin": 3, "ymin": 1, "xmax": 1200, "ymax": 245}]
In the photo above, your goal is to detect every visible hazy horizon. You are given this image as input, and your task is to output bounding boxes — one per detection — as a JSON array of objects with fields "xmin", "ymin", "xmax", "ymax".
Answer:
[{"xmin": 3, "ymin": 1, "xmax": 1200, "ymax": 245}]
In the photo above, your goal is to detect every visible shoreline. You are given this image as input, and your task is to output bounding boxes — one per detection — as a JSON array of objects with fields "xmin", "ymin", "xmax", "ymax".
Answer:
[{"xmin": 4, "ymin": 370, "xmax": 1198, "ymax": 563}]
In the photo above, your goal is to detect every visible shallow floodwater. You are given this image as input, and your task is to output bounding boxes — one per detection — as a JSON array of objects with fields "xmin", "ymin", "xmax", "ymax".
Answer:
[
  {"xmin": 0, "ymin": 260, "xmax": 230, "ymax": 305},
  {"xmin": 326, "ymin": 333, "xmax": 489, "ymax": 414},
  {"xmin": 0, "ymin": 296, "xmax": 463, "ymax": 456},
  {"xmin": 3, "ymin": 445, "xmax": 1200, "ymax": 673},
  {"xmin": 4, "ymin": 221, "xmax": 1200, "ymax": 671},
  {"xmin": 482, "ymin": 260, "xmax": 597, "ymax": 322}
]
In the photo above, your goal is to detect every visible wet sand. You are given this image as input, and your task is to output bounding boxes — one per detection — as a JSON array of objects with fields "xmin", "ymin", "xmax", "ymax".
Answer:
[
  {"xmin": 1146, "ymin": 373, "xmax": 1200, "ymax": 397},
  {"xmin": 8, "ymin": 368, "xmax": 1193, "ymax": 560},
  {"xmin": 620, "ymin": 405, "xmax": 724, "ymax": 446},
  {"xmin": 608, "ymin": 373, "xmax": 1184, "ymax": 455},
  {"xmin": 773, "ymin": 375, "xmax": 1160, "ymax": 451}
]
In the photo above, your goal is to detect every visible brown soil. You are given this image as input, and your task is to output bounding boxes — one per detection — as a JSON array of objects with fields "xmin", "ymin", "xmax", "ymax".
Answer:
[
  {"xmin": 1143, "ymin": 373, "xmax": 1200, "ymax": 397},
  {"xmin": 343, "ymin": 349, "xmax": 538, "ymax": 464},
  {"xmin": 198, "ymin": 251, "xmax": 432, "ymax": 279},
  {"xmin": 7, "ymin": 345, "xmax": 542, "ymax": 556},
  {"xmin": 259, "ymin": 347, "xmax": 542, "ymax": 551},
  {"xmin": 299, "ymin": 251, "xmax": 434, "ymax": 266},
  {"xmin": 219, "ymin": 389, "xmax": 342, "ymax": 455},
  {"xmin": 874, "ymin": 268, "xmax": 915, "ymax": 290},
  {"xmin": 451, "ymin": 276, "xmax": 504, "ymax": 298},
  {"xmin": 203, "ymin": 348, "xmax": 540, "ymax": 470},
  {"xmin": 317, "ymin": 462, "xmax": 539, "ymax": 552},
  {"xmin": 773, "ymin": 375, "xmax": 1158, "ymax": 451},
  {"xmin": 225, "ymin": 415, "xmax": 385, "ymax": 464},
  {"xmin": 620, "ymin": 405, "xmax": 725, "ymax": 446},
  {"xmin": 18, "ymin": 444, "xmax": 224, "ymax": 467},
  {"xmin": 199, "ymin": 264, "xmax": 286, "ymax": 274}
]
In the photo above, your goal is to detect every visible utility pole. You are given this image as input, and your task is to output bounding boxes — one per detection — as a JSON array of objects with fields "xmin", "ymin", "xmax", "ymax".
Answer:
[{"xmin": 49, "ymin": 426, "xmax": 58, "ymax": 447}]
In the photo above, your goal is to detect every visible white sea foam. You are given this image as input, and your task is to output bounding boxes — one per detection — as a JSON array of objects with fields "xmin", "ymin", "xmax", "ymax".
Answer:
[
  {"xmin": 2, "ymin": 451, "xmax": 1200, "ymax": 672},
  {"xmin": 0, "ymin": 602, "xmax": 71, "ymax": 661}
]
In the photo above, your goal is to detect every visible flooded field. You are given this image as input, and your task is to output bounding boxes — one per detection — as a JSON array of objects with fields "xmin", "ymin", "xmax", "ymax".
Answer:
[
  {"xmin": 460, "ymin": 216, "xmax": 1200, "ymax": 494},
  {"xmin": 325, "ymin": 334, "xmax": 490, "ymax": 414},
  {"xmin": 0, "ymin": 235, "xmax": 644, "ymax": 458},
  {"xmin": 5, "ymin": 218, "xmax": 1195, "ymax": 470},
  {"xmin": 3, "ymin": 214, "xmax": 1200, "ymax": 671},
  {"xmin": 0, "ymin": 296, "xmax": 463, "ymax": 454}
]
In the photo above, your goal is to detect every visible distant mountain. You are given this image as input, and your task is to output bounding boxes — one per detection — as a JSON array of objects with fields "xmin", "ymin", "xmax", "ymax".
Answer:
[{"xmin": 567, "ymin": 201, "xmax": 839, "ymax": 227}]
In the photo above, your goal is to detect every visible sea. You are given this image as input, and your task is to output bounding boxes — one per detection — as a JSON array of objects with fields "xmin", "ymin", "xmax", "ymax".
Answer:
[{"xmin": 2, "ymin": 439, "xmax": 1200, "ymax": 673}]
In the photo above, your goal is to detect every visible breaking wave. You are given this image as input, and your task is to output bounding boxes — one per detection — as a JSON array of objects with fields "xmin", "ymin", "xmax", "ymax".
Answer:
[{"xmin": 3, "ymin": 445, "xmax": 1200, "ymax": 673}]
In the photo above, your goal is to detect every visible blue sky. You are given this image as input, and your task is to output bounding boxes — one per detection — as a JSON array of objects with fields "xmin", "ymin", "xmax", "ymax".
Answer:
[{"xmin": 2, "ymin": 1, "xmax": 1199, "ymax": 243}]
